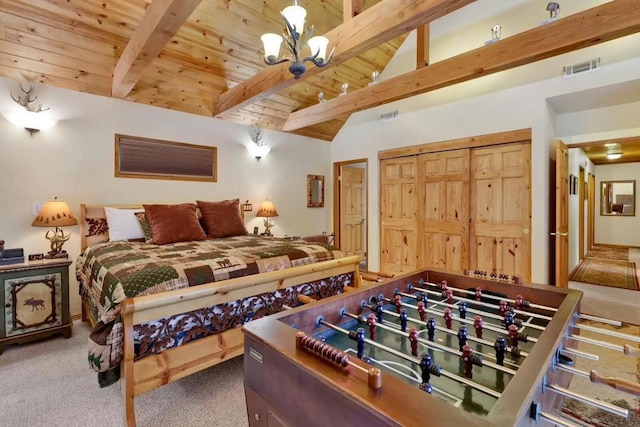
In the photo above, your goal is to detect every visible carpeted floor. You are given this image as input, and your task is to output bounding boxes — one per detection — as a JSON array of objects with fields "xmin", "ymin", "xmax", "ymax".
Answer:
[
  {"xmin": 586, "ymin": 245, "xmax": 630, "ymax": 261},
  {"xmin": 0, "ymin": 321, "xmax": 248, "ymax": 427},
  {"xmin": 571, "ymin": 258, "xmax": 639, "ymax": 290}
]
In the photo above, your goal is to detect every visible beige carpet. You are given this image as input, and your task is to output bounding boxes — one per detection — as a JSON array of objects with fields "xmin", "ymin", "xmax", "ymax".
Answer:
[
  {"xmin": 586, "ymin": 245, "xmax": 630, "ymax": 261},
  {"xmin": 571, "ymin": 258, "xmax": 639, "ymax": 290},
  {"xmin": 0, "ymin": 321, "xmax": 248, "ymax": 427}
]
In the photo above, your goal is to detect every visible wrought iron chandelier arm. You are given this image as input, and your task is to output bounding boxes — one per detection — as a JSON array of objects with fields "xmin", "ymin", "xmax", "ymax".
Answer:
[
  {"xmin": 304, "ymin": 46, "xmax": 334, "ymax": 68},
  {"xmin": 263, "ymin": 56, "xmax": 290, "ymax": 66}
]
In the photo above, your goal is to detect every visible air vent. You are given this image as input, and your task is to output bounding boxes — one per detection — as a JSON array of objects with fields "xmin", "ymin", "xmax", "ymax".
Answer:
[
  {"xmin": 380, "ymin": 110, "xmax": 398, "ymax": 121},
  {"xmin": 563, "ymin": 58, "xmax": 601, "ymax": 77}
]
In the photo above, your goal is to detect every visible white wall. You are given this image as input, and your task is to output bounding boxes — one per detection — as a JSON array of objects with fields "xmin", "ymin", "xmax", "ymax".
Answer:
[
  {"xmin": 567, "ymin": 149, "xmax": 596, "ymax": 272},
  {"xmin": 0, "ymin": 77, "xmax": 331, "ymax": 316},
  {"xmin": 331, "ymin": 39, "xmax": 640, "ymax": 285},
  {"xmin": 594, "ymin": 163, "xmax": 640, "ymax": 246}
]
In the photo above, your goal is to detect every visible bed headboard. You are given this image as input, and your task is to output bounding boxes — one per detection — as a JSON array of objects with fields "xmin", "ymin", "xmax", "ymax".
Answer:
[{"xmin": 80, "ymin": 202, "xmax": 245, "ymax": 252}]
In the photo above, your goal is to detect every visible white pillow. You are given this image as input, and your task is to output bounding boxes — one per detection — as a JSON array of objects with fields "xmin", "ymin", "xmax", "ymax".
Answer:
[{"xmin": 104, "ymin": 207, "xmax": 145, "ymax": 242}]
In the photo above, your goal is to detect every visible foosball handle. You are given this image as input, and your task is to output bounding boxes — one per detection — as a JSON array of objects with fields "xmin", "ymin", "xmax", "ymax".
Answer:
[
  {"xmin": 623, "ymin": 344, "xmax": 640, "ymax": 358},
  {"xmin": 590, "ymin": 370, "xmax": 640, "ymax": 397}
]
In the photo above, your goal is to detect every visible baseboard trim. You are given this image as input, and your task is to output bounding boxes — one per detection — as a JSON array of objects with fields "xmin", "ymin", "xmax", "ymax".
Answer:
[
  {"xmin": 569, "ymin": 262, "xmax": 582, "ymax": 280},
  {"xmin": 71, "ymin": 313, "xmax": 83, "ymax": 322},
  {"xmin": 593, "ymin": 243, "xmax": 640, "ymax": 249}
]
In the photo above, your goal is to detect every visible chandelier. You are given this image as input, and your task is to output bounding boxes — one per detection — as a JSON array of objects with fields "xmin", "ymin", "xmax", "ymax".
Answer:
[{"xmin": 260, "ymin": 0, "xmax": 334, "ymax": 79}]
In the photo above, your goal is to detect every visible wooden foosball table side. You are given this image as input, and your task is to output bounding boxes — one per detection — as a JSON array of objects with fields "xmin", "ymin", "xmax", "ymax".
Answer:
[{"xmin": 242, "ymin": 269, "xmax": 582, "ymax": 427}]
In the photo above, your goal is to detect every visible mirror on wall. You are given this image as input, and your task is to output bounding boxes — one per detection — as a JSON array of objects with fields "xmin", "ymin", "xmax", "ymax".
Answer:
[
  {"xmin": 600, "ymin": 180, "xmax": 635, "ymax": 216},
  {"xmin": 307, "ymin": 174, "xmax": 325, "ymax": 207}
]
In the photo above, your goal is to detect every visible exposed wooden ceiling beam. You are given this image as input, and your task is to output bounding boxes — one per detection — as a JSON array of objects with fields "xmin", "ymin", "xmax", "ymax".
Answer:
[
  {"xmin": 112, "ymin": 0, "xmax": 202, "ymax": 98},
  {"xmin": 213, "ymin": 0, "xmax": 475, "ymax": 118},
  {"xmin": 283, "ymin": 0, "xmax": 640, "ymax": 132},
  {"xmin": 343, "ymin": 0, "xmax": 364, "ymax": 21},
  {"xmin": 416, "ymin": 24, "xmax": 430, "ymax": 68}
]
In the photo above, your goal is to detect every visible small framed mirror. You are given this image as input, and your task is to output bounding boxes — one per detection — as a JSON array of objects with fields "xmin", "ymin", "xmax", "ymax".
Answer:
[
  {"xmin": 600, "ymin": 180, "xmax": 635, "ymax": 216},
  {"xmin": 307, "ymin": 174, "xmax": 325, "ymax": 208}
]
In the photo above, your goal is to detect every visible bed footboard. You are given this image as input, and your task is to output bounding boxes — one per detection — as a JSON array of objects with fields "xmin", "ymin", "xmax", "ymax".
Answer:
[{"xmin": 119, "ymin": 254, "xmax": 361, "ymax": 426}]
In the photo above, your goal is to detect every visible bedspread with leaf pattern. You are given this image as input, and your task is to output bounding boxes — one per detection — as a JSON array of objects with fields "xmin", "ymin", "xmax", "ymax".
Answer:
[{"xmin": 76, "ymin": 235, "xmax": 349, "ymax": 387}]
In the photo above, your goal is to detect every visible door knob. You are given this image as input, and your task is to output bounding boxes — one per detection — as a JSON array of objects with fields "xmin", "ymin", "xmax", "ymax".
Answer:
[{"xmin": 550, "ymin": 232, "xmax": 568, "ymax": 236}]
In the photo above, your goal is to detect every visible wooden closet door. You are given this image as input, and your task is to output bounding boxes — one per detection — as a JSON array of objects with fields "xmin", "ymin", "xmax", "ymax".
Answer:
[
  {"xmin": 418, "ymin": 149, "xmax": 469, "ymax": 271},
  {"xmin": 380, "ymin": 158, "xmax": 418, "ymax": 274},
  {"xmin": 340, "ymin": 166, "xmax": 365, "ymax": 257},
  {"xmin": 470, "ymin": 142, "xmax": 531, "ymax": 280}
]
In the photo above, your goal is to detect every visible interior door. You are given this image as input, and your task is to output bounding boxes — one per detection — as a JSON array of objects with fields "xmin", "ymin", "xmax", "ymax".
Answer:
[
  {"xmin": 340, "ymin": 166, "xmax": 365, "ymax": 258},
  {"xmin": 555, "ymin": 140, "xmax": 569, "ymax": 287},
  {"xmin": 417, "ymin": 149, "xmax": 469, "ymax": 270},
  {"xmin": 470, "ymin": 142, "xmax": 532, "ymax": 281},
  {"xmin": 380, "ymin": 158, "xmax": 418, "ymax": 274},
  {"xmin": 579, "ymin": 167, "xmax": 585, "ymax": 260},
  {"xmin": 588, "ymin": 173, "xmax": 595, "ymax": 250}
]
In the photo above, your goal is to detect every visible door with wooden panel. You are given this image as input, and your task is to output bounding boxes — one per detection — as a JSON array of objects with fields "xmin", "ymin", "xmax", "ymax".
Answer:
[
  {"xmin": 380, "ymin": 158, "xmax": 418, "ymax": 274},
  {"xmin": 555, "ymin": 140, "xmax": 569, "ymax": 287},
  {"xmin": 470, "ymin": 142, "xmax": 531, "ymax": 280},
  {"xmin": 417, "ymin": 149, "xmax": 470, "ymax": 271},
  {"xmin": 340, "ymin": 166, "xmax": 365, "ymax": 257}
]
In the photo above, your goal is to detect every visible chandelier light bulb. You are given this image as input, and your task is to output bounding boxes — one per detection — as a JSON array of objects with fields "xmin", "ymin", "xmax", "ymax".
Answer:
[{"xmin": 282, "ymin": 2, "xmax": 306, "ymax": 37}]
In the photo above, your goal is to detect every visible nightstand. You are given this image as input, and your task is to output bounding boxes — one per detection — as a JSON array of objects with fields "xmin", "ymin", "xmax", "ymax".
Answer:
[{"xmin": 0, "ymin": 259, "xmax": 72, "ymax": 354}]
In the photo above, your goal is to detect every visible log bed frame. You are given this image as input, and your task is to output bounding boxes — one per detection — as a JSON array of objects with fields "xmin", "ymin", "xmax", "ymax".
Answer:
[{"xmin": 78, "ymin": 204, "xmax": 362, "ymax": 426}]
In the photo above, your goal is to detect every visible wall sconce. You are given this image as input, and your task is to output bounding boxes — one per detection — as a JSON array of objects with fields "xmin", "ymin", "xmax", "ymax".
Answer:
[
  {"xmin": 1, "ymin": 83, "xmax": 57, "ymax": 135},
  {"xmin": 242, "ymin": 200, "xmax": 253, "ymax": 212},
  {"xmin": 260, "ymin": 0, "xmax": 334, "ymax": 79},
  {"xmin": 247, "ymin": 128, "xmax": 270, "ymax": 160}
]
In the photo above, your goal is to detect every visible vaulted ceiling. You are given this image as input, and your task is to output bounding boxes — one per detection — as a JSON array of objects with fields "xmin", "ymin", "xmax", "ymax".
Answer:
[{"xmin": 0, "ymin": 0, "xmax": 408, "ymax": 141}]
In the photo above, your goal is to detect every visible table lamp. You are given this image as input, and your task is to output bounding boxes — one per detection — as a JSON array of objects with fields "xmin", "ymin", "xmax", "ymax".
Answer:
[
  {"xmin": 256, "ymin": 200, "xmax": 278, "ymax": 236},
  {"xmin": 32, "ymin": 197, "xmax": 78, "ymax": 259}
]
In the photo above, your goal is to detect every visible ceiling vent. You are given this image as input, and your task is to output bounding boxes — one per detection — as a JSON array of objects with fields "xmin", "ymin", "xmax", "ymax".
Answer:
[
  {"xmin": 563, "ymin": 58, "xmax": 601, "ymax": 78},
  {"xmin": 380, "ymin": 110, "xmax": 398, "ymax": 121}
]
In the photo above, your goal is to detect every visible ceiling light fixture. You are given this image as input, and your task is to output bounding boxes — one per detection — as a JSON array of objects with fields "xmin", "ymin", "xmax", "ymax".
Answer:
[
  {"xmin": 260, "ymin": 0, "xmax": 334, "ymax": 79},
  {"xmin": 606, "ymin": 152, "xmax": 622, "ymax": 160}
]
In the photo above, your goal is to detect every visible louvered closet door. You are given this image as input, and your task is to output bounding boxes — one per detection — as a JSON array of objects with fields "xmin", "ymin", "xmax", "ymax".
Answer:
[
  {"xmin": 380, "ymin": 158, "xmax": 418, "ymax": 274},
  {"xmin": 470, "ymin": 142, "xmax": 531, "ymax": 280},
  {"xmin": 418, "ymin": 149, "xmax": 470, "ymax": 271}
]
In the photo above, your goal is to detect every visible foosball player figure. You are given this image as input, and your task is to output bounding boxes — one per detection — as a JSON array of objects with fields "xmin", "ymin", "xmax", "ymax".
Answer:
[
  {"xmin": 459, "ymin": 301, "xmax": 467, "ymax": 319},
  {"xmin": 445, "ymin": 289, "xmax": 454, "ymax": 304},
  {"xmin": 400, "ymin": 309, "xmax": 408, "ymax": 332},
  {"xmin": 443, "ymin": 307, "xmax": 453, "ymax": 330},
  {"xmin": 394, "ymin": 294, "xmax": 403, "ymax": 314},
  {"xmin": 475, "ymin": 288, "xmax": 482, "ymax": 302},
  {"xmin": 515, "ymin": 294, "xmax": 529, "ymax": 310},
  {"xmin": 440, "ymin": 280, "xmax": 448, "ymax": 293},
  {"xmin": 367, "ymin": 313, "xmax": 377, "ymax": 341},
  {"xmin": 504, "ymin": 311, "xmax": 522, "ymax": 329},
  {"xmin": 494, "ymin": 336, "xmax": 507, "ymax": 366},
  {"xmin": 419, "ymin": 353, "xmax": 434, "ymax": 394},
  {"xmin": 376, "ymin": 303, "xmax": 384, "ymax": 323},
  {"xmin": 473, "ymin": 315, "xmax": 484, "ymax": 339},
  {"xmin": 508, "ymin": 324, "xmax": 520, "ymax": 348},
  {"xmin": 354, "ymin": 328, "xmax": 366, "ymax": 359},
  {"xmin": 427, "ymin": 317, "xmax": 436, "ymax": 341},
  {"xmin": 499, "ymin": 300, "xmax": 509, "ymax": 317},
  {"xmin": 457, "ymin": 326, "xmax": 468, "ymax": 352},
  {"xmin": 417, "ymin": 301, "xmax": 427, "ymax": 322},
  {"xmin": 462, "ymin": 345, "xmax": 474, "ymax": 379},
  {"xmin": 409, "ymin": 327, "xmax": 419, "ymax": 357}
]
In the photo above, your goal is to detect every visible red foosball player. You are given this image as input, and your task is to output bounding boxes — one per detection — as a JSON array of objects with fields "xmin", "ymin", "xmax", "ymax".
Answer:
[
  {"xmin": 515, "ymin": 295, "xmax": 524, "ymax": 310},
  {"xmin": 367, "ymin": 313, "xmax": 377, "ymax": 341},
  {"xmin": 508, "ymin": 324, "xmax": 519, "ymax": 348},
  {"xmin": 417, "ymin": 301, "xmax": 427, "ymax": 322},
  {"xmin": 440, "ymin": 280, "xmax": 448, "ymax": 292},
  {"xmin": 408, "ymin": 327, "xmax": 419, "ymax": 357},
  {"xmin": 394, "ymin": 294, "xmax": 403, "ymax": 314},
  {"xmin": 445, "ymin": 289, "xmax": 454, "ymax": 304},
  {"xmin": 473, "ymin": 315, "xmax": 484, "ymax": 339},
  {"xmin": 443, "ymin": 307, "xmax": 453, "ymax": 329},
  {"xmin": 462, "ymin": 345, "xmax": 474, "ymax": 379},
  {"xmin": 499, "ymin": 300, "xmax": 509, "ymax": 317},
  {"xmin": 475, "ymin": 288, "xmax": 482, "ymax": 302}
]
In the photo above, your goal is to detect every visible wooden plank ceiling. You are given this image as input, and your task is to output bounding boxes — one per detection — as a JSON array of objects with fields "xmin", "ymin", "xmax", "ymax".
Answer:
[{"xmin": 0, "ymin": 0, "xmax": 405, "ymax": 141}]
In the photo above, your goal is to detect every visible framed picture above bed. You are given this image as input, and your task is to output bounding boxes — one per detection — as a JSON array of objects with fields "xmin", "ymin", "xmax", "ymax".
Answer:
[{"xmin": 115, "ymin": 134, "xmax": 217, "ymax": 182}]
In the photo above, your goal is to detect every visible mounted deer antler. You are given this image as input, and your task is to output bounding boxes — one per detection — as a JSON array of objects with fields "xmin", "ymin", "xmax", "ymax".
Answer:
[
  {"xmin": 10, "ymin": 82, "xmax": 50, "ymax": 112},
  {"xmin": 251, "ymin": 128, "xmax": 264, "ymax": 146}
]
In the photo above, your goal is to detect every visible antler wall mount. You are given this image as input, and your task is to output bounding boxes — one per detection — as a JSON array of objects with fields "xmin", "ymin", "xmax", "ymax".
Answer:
[{"xmin": 2, "ymin": 82, "xmax": 57, "ymax": 135}]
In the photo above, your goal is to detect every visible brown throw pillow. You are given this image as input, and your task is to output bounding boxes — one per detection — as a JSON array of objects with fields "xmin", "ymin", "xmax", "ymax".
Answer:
[
  {"xmin": 196, "ymin": 199, "xmax": 248, "ymax": 238},
  {"xmin": 142, "ymin": 203, "xmax": 207, "ymax": 245}
]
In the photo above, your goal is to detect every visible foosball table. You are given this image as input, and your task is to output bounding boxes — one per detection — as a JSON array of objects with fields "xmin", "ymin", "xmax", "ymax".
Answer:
[{"xmin": 242, "ymin": 269, "xmax": 640, "ymax": 426}]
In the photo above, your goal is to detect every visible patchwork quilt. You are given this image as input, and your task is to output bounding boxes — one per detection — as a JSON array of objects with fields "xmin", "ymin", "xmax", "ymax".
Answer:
[{"xmin": 76, "ymin": 235, "xmax": 347, "ymax": 387}]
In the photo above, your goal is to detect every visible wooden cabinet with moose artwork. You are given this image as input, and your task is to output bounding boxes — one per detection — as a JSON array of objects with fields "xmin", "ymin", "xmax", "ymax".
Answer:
[{"xmin": 0, "ymin": 260, "xmax": 72, "ymax": 354}]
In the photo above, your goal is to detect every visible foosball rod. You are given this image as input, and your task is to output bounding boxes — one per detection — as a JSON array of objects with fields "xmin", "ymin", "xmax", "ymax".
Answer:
[
  {"xmin": 420, "ymin": 279, "xmax": 559, "ymax": 313},
  {"xmin": 539, "ymin": 412, "xmax": 581, "ymax": 427},
  {"xmin": 569, "ymin": 334, "xmax": 639, "ymax": 357},
  {"xmin": 559, "ymin": 347, "xmax": 599, "ymax": 361},
  {"xmin": 574, "ymin": 323, "xmax": 640, "ymax": 343},
  {"xmin": 577, "ymin": 313, "xmax": 622, "ymax": 326},
  {"xmin": 364, "ymin": 305, "xmax": 529, "ymax": 360},
  {"xmin": 319, "ymin": 320, "xmax": 503, "ymax": 399},
  {"xmin": 411, "ymin": 285, "xmax": 553, "ymax": 323},
  {"xmin": 392, "ymin": 298, "xmax": 539, "ymax": 344},
  {"xmin": 545, "ymin": 383, "xmax": 629, "ymax": 418}
]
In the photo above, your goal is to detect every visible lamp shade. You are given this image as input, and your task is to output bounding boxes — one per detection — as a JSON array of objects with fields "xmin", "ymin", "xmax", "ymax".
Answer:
[
  {"xmin": 282, "ymin": 3, "xmax": 306, "ymax": 36},
  {"xmin": 307, "ymin": 36, "xmax": 329, "ymax": 61},
  {"xmin": 256, "ymin": 200, "xmax": 279, "ymax": 217},
  {"xmin": 32, "ymin": 198, "xmax": 78, "ymax": 227},
  {"xmin": 261, "ymin": 33, "xmax": 283, "ymax": 59},
  {"xmin": 2, "ymin": 109, "xmax": 57, "ymax": 131}
]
